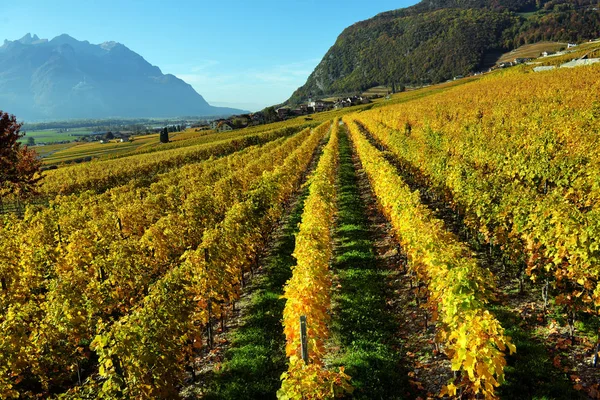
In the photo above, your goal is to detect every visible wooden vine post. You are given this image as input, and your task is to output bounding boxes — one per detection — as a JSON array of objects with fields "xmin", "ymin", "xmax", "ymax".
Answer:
[{"xmin": 300, "ymin": 315, "xmax": 308, "ymax": 364}]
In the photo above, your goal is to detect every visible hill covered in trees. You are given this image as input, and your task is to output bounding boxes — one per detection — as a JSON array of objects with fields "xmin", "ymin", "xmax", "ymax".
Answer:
[{"xmin": 288, "ymin": 0, "xmax": 600, "ymax": 102}]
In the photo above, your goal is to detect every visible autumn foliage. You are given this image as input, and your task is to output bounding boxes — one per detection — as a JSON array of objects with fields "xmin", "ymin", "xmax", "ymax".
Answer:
[
  {"xmin": 280, "ymin": 119, "xmax": 353, "ymax": 399},
  {"xmin": 0, "ymin": 111, "xmax": 41, "ymax": 198},
  {"xmin": 0, "ymin": 125, "xmax": 324, "ymax": 397},
  {"xmin": 345, "ymin": 117, "xmax": 515, "ymax": 398},
  {"xmin": 3, "ymin": 58, "xmax": 600, "ymax": 399},
  {"xmin": 89, "ymin": 123, "xmax": 329, "ymax": 397},
  {"xmin": 353, "ymin": 64, "xmax": 600, "ymax": 333}
]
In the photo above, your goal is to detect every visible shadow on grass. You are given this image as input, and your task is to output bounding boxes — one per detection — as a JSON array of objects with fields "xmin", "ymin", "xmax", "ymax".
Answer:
[
  {"xmin": 201, "ymin": 189, "xmax": 308, "ymax": 400},
  {"xmin": 492, "ymin": 305, "xmax": 586, "ymax": 400},
  {"xmin": 329, "ymin": 129, "xmax": 411, "ymax": 399}
]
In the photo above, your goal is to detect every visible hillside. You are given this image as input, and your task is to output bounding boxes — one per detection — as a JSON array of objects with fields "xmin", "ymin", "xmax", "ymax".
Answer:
[
  {"xmin": 0, "ymin": 34, "xmax": 245, "ymax": 121},
  {"xmin": 288, "ymin": 0, "xmax": 600, "ymax": 102},
  {"xmin": 3, "ymin": 56, "xmax": 600, "ymax": 398}
]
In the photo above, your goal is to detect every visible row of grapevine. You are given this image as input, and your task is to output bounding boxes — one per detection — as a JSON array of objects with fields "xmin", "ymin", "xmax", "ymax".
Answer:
[
  {"xmin": 0, "ymin": 128, "xmax": 314, "ymax": 397},
  {"xmin": 88, "ymin": 121, "xmax": 332, "ymax": 398},
  {"xmin": 351, "ymin": 65, "xmax": 600, "ymax": 327},
  {"xmin": 1, "ymin": 129, "xmax": 309, "ymax": 315},
  {"xmin": 345, "ymin": 118, "xmax": 515, "ymax": 399},
  {"xmin": 279, "ymin": 119, "xmax": 352, "ymax": 399},
  {"xmin": 1, "ymin": 132, "xmax": 301, "ymax": 307},
  {"xmin": 40, "ymin": 125, "xmax": 302, "ymax": 197},
  {"xmin": 116, "ymin": 118, "xmax": 315, "ymax": 157}
]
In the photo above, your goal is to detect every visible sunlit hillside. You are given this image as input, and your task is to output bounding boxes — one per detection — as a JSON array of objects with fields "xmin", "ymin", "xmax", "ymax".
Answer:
[{"xmin": 2, "ymin": 42, "xmax": 600, "ymax": 400}]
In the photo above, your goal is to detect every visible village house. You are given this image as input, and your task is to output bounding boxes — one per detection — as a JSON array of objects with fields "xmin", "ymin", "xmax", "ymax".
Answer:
[
  {"xmin": 334, "ymin": 101, "xmax": 345, "ymax": 109},
  {"xmin": 334, "ymin": 95, "xmax": 371, "ymax": 109},
  {"xmin": 210, "ymin": 119, "xmax": 227, "ymax": 130},
  {"xmin": 359, "ymin": 96, "xmax": 371, "ymax": 105},
  {"xmin": 513, "ymin": 58, "xmax": 532, "ymax": 64},
  {"xmin": 276, "ymin": 106, "xmax": 291, "ymax": 119},
  {"xmin": 192, "ymin": 121, "xmax": 211, "ymax": 131},
  {"xmin": 307, "ymin": 100, "xmax": 334, "ymax": 113},
  {"xmin": 216, "ymin": 121, "xmax": 234, "ymax": 132}
]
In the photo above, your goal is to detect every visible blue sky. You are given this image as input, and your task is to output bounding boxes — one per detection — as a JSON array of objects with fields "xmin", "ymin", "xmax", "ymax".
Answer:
[{"xmin": 2, "ymin": 0, "xmax": 418, "ymax": 111}]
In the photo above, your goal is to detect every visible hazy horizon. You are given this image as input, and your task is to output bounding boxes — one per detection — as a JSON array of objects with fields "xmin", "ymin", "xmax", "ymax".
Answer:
[{"xmin": 1, "ymin": 0, "xmax": 418, "ymax": 112}]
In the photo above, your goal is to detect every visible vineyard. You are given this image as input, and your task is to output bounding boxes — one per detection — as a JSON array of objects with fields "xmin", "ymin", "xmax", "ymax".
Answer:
[{"xmin": 2, "ymin": 62, "xmax": 600, "ymax": 399}]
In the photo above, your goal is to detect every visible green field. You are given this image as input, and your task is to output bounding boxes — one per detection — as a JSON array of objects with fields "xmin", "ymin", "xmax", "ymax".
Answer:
[
  {"xmin": 37, "ymin": 129, "xmax": 251, "ymax": 165},
  {"xmin": 19, "ymin": 128, "xmax": 94, "ymax": 144},
  {"xmin": 516, "ymin": 11, "xmax": 537, "ymax": 19},
  {"xmin": 39, "ymin": 135, "xmax": 159, "ymax": 165},
  {"xmin": 31, "ymin": 142, "xmax": 79, "ymax": 158}
]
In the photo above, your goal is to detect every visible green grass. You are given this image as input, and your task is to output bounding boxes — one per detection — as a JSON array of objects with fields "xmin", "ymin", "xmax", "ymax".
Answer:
[
  {"xmin": 362, "ymin": 85, "xmax": 392, "ymax": 97},
  {"xmin": 197, "ymin": 183, "xmax": 310, "ymax": 400},
  {"xmin": 516, "ymin": 11, "xmax": 538, "ymax": 19},
  {"xmin": 573, "ymin": 312, "xmax": 600, "ymax": 341},
  {"xmin": 328, "ymin": 128, "xmax": 411, "ymax": 399},
  {"xmin": 491, "ymin": 305, "xmax": 585, "ymax": 400},
  {"xmin": 20, "ymin": 129, "xmax": 93, "ymax": 144},
  {"xmin": 31, "ymin": 142, "xmax": 79, "ymax": 158},
  {"xmin": 40, "ymin": 135, "xmax": 159, "ymax": 165}
]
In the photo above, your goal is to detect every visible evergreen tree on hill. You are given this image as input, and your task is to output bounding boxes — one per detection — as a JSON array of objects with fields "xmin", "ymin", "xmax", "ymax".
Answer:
[{"xmin": 160, "ymin": 127, "xmax": 169, "ymax": 143}]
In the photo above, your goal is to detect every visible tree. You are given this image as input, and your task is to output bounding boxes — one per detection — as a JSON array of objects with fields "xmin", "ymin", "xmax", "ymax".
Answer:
[
  {"xmin": 0, "ymin": 111, "xmax": 42, "ymax": 198},
  {"xmin": 105, "ymin": 131, "xmax": 114, "ymax": 140},
  {"xmin": 263, "ymin": 106, "xmax": 279, "ymax": 124},
  {"xmin": 160, "ymin": 127, "xmax": 169, "ymax": 143},
  {"xmin": 27, "ymin": 136, "xmax": 35, "ymax": 146}
]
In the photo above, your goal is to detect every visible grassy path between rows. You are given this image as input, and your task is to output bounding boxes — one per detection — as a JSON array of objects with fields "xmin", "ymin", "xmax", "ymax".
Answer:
[
  {"xmin": 195, "ymin": 187, "xmax": 309, "ymax": 400},
  {"xmin": 327, "ymin": 127, "xmax": 412, "ymax": 399}
]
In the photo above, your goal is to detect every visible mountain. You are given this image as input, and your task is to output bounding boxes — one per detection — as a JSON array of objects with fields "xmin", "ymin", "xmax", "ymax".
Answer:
[
  {"xmin": 0, "ymin": 34, "xmax": 245, "ymax": 121},
  {"xmin": 289, "ymin": 0, "xmax": 600, "ymax": 102}
]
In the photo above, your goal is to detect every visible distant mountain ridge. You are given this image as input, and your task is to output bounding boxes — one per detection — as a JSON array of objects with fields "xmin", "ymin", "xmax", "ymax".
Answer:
[
  {"xmin": 289, "ymin": 0, "xmax": 600, "ymax": 103},
  {"xmin": 0, "ymin": 34, "xmax": 245, "ymax": 121}
]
